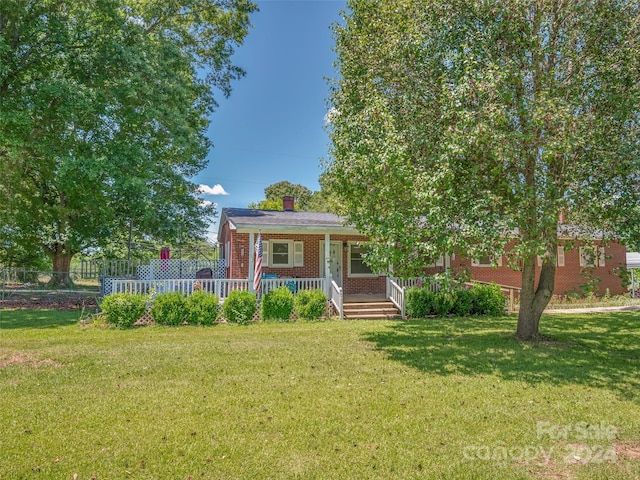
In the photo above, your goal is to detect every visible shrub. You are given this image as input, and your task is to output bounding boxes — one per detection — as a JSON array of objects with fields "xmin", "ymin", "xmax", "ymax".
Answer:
[
  {"xmin": 222, "ymin": 290, "xmax": 257, "ymax": 324},
  {"xmin": 293, "ymin": 289, "xmax": 327, "ymax": 320},
  {"xmin": 433, "ymin": 291, "xmax": 456, "ymax": 317},
  {"xmin": 151, "ymin": 291, "xmax": 189, "ymax": 325},
  {"xmin": 452, "ymin": 288, "xmax": 473, "ymax": 317},
  {"xmin": 471, "ymin": 283, "xmax": 505, "ymax": 316},
  {"xmin": 186, "ymin": 290, "xmax": 219, "ymax": 325},
  {"xmin": 100, "ymin": 293, "xmax": 147, "ymax": 328},
  {"xmin": 405, "ymin": 287, "xmax": 436, "ymax": 318},
  {"xmin": 261, "ymin": 286, "xmax": 294, "ymax": 321}
]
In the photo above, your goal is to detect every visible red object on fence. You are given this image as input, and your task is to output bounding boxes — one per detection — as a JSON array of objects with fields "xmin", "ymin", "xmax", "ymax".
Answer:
[{"xmin": 160, "ymin": 246, "xmax": 170, "ymax": 272}]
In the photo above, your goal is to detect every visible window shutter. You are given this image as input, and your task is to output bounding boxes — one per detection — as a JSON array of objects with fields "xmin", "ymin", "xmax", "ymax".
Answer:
[
  {"xmin": 293, "ymin": 241, "xmax": 304, "ymax": 267},
  {"xmin": 579, "ymin": 247, "xmax": 586, "ymax": 267},
  {"xmin": 496, "ymin": 256, "xmax": 502, "ymax": 267},
  {"xmin": 599, "ymin": 246, "xmax": 606, "ymax": 267},
  {"xmin": 262, "ymin": 240, "xmax": 269, "ymax": 267},
  {"xmin": 557, "ymin": 246, "xmax": 565, "ymax": 267}
]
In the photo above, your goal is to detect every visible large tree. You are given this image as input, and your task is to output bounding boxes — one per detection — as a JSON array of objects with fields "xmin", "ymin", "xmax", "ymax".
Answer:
[
  {"xmin": 0, "ymin": 0, "xmax": 255, "ymax": 286},
  {"xmin": 325, "ymin": 0, "xmax": 640, "ymax": 339},
  {"xmin": 249, "ymin": 180, "xmax": 331, "ymax": 212}
]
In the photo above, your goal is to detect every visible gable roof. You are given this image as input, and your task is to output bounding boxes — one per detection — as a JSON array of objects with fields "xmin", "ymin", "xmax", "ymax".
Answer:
[{"xmin": 219, "ymin": 208, "xmax": 358, "ymax": 235}]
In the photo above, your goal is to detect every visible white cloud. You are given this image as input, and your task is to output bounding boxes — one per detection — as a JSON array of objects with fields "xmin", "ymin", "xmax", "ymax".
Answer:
[
  {"xmin": 198, "ymin": 184, "xmax": 229, "ymax": 195},
  {"xmin": 324, "ymin": 107, "xmax": 339, "ymax": 125}
]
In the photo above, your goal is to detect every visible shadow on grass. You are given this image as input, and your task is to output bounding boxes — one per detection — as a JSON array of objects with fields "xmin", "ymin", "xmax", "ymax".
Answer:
[
  {"xmin": 0, "ymin": 309, "xmax": 80, "ymax": 329},
  {"xmin": 362, "ymin": 313, "xmax": 640, "ymax": 400}
]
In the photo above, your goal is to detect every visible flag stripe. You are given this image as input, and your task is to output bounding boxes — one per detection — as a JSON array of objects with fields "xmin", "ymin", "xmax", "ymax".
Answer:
[{"xmin": 253, "ymin": 233, "xmax": 262, "ymax": 292}]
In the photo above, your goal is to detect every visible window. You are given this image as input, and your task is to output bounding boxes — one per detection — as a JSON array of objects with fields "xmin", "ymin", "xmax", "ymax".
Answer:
[
  {"xmin": 537, "ymin": 246, "xmax": 565, "ymax": 267},
  {"xmin": 580, "ymin": 246, "xmax": 605, "ymax": 267},
  {"xmin": 265, "ymin": 240, "xmax": 303, "ymax": 268},
  {"xmin": 271, "ymin": 241, "xmax": 290, "ymax": 266},
  {"xmin": 349, "ymin": 244, "xmax": 374, "ymax": 276},
  {"xmin": 471, "ymin": 255, "xmax": 502, "ymax": 267}
]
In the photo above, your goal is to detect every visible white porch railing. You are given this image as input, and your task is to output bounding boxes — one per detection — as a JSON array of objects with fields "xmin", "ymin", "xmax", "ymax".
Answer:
[
  {"xmin": 110, "ymin": 278, "xmax": 249, "ymax": 300},
  {"xmin": 386, "ymin": 278, "xmax": 405, "ymax": 318},
  {"xmin": 261, "ymin": 277, "xmax": 326, "ymax": 295},
  {"xmin": 392, "ymin": 277, "xmax": 439, "ymax": 292},
  {"xmin": 330, "ymin": 280, "xmax": 343, "ymax": 319}
]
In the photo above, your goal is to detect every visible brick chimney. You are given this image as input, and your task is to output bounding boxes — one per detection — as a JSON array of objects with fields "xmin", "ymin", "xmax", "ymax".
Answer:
[{"xmin": 283, "ymin": 196, "xmax": 295, "ymax": 211}]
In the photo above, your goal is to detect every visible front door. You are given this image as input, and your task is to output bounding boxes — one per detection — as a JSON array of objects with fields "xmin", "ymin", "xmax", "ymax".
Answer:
[
  {"xmin": 321, "ymin": 241, "xmax": 343, "ymax": 287},
  {"xmin": 328, "ymin": 242, "xmax": 342, "ymax": 287}
]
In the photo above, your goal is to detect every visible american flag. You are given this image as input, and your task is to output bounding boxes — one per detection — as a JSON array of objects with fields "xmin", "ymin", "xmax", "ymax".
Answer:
[{"xmin": 253, "ymin": 233, "xmax": 262, "ymax": 293}]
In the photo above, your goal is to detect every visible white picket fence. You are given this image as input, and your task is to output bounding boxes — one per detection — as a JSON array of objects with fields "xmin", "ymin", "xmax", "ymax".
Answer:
[
  {"xmin": 108, "ymin": 277, "xmax": 328, "ymax": 302},
  {"xmin": 261, "ymin": 277, "xmax": 326, "ymax": 295},
  {"xmin": 110, "ymin": 278, "xmax": 249, "ymax": 300}
]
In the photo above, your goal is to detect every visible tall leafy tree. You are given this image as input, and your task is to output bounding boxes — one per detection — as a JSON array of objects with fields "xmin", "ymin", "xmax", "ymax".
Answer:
[
  {"xmin": 249, "ymin": 180, "xmax": 318, "ymax": 211},
  {"xmin": 0, "ymin": 0, "xmax": 255, "ymax": 286},
  {"xmin": 326, "ymin": 0, "xmax": 640, "ymax": 339}
]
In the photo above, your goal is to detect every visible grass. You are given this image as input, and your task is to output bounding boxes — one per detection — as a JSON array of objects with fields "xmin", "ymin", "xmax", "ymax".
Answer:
[{"xmin": 0, "ymin": 310, "xmax": 639, "ymax": 479}]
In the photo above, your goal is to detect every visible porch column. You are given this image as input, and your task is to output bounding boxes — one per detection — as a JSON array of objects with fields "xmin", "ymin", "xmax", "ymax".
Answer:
[
  {"xmin": 248, "ymin": 231, "xmax": 255, "ymax": 293},
  {"xmin": 324, "ymin": 233, "xmax": 331, "ymax": 294}
]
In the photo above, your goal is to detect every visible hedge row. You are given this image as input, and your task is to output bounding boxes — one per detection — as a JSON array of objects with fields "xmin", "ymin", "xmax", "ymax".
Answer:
[
  {"xmin": 99, "ymin": 288, "xmax": 328, "ymax": 327},
  {"xmin": 406, "ymin": 283, "xmax": 505, "ymax": 318}
]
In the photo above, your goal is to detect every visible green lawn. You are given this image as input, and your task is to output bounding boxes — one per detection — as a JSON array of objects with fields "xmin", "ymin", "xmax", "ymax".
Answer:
[{"xmin": 1, "ymin": 310, "xmax": 638, "ymax": 479}]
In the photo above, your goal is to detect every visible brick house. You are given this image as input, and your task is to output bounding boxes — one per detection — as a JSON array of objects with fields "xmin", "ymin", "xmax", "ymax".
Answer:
[
  {"xmin": 425, "ymin": 229, "xmax": 627, "ymax": 297},
  {"xmin": 218, "ymin": 199, "xmax": 627, "ymax": 298},
  {"xmin": 218, "ymin": 200, "xmax": 387, "ymax": 296}
]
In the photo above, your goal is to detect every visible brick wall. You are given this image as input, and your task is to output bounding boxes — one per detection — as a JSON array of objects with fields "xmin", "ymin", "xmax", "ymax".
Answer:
[
  {"xmin": 450, "ymin": 240, "xmax": 626, "ymax": 296},
  {"xmin": 224, "ymin": 226, "xmax": 626, "ymax": 297},
  {"xmin": 226, "ymin": 231, "xmax": 386, "ymax": 295}
]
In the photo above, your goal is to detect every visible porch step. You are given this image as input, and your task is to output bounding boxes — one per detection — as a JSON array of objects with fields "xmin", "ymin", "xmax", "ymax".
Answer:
[{"xmin": 342, "ymin": 300, "xmax": 401, "ymax": 320}]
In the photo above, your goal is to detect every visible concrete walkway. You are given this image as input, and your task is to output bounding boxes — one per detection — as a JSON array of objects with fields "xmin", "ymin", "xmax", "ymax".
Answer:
[{"xmin": 542, "ymin": 305, "xmax": 640, "ymax": 314}]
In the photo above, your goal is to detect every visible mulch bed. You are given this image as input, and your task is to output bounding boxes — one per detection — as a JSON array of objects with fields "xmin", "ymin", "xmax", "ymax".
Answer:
[{"xmin": 0, "ymin": 293, "xmax": 99, "ymax": 311}]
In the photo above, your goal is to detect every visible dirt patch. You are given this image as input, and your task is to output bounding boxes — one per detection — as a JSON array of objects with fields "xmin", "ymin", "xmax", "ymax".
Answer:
[
  {"xmin": 0, "ymin": 351, "xmax": 60, "ymax": 368},
  {"xmin": 616, "ymin": 442, "xmax": 640, "ymax": 460},
  {"xmin": 0, "ymin": 293, "xmax": 98, "ymax": 311}
]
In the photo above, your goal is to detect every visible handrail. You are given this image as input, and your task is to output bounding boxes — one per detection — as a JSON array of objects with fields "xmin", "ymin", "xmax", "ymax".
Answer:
[
  {"xmin": 330, "ymin": 280, "xmax": 343, "ymax": 319},
  {"xmin": 387, "ymin": 278, "xmax": 405, "ymax": 318},
  {"xmin": 391, "ymin": 276, "xmax": 439, "ymax": 292}
]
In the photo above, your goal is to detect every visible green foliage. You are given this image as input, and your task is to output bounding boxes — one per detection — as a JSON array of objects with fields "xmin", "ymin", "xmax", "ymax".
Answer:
[
  {"xmin": 433, "ymin": 291, "xmax": 456, "ymax": 317},
  {"xmin": 151, "ymin": 292, "xmax": 189, "ymax": 326},
  {"xmin": 100, "ymin": 293, "xmax": 147, "ymax": 328},
  {"xmin": 578, "ymin": 268, "xmax": 602, "ymax": 297},
  {"xmin": 248, "ymin": 181, "xmax": 333, "ymax": 212},
  {"xmin": 471, "ymin": 284, "xmax": 506, "ymax": 316},
  {"xmin": 0, "ymin": 0, "xmax": 256, "ymax": 273},
  {"xmin": 261, "ymin": 286, "xmax": 294, "ymax": 321},
  {"xmin": 293, "ymin": 289, "xmax": 327, "ymax": 320},
  {"xmin": 222, "ymin": 290, "xmax": 257, "ymax": 324},
  {"xmin": 186, "ymin": 290, "xmax": 219, "ymax": 325},
  {"xmin": 326, "ymin": 0, "xmax": 640, "ymax": 338},
  {"xmin": 406, "ymin": 281, "xmax": 504, "ymax": 318},
  {"xmin": 452, "ymin": 288, "xmax": 474, "ymax": 317},
  {"xmin": 405, "ymin": 287, "xmax": 436, "ymax": 318}
]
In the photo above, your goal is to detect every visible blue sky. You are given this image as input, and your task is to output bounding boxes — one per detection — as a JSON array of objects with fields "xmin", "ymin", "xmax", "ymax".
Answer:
[{"xmin": 194, "ymin": 0, "xmax": 346, "ymax": 239}]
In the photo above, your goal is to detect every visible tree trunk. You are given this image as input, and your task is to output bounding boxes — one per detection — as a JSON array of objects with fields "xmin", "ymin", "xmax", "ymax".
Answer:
[
  {"xmin": 517, "ymin": 254, "xmax": 556, "ymax": 340},
  {"xmin": 48, "ymin": 245, "xmax": 74, "ymax": 288}
]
